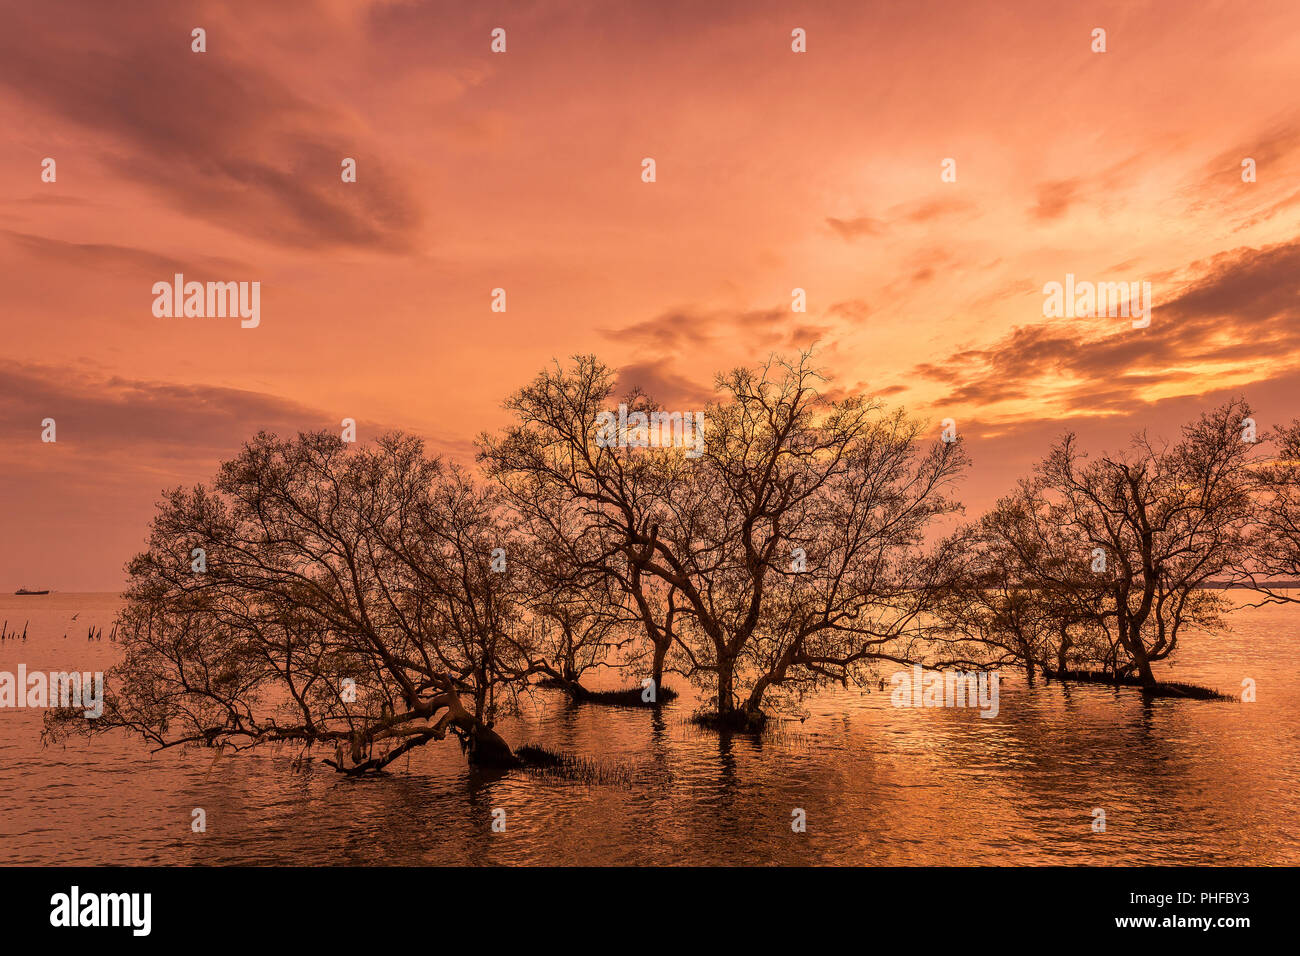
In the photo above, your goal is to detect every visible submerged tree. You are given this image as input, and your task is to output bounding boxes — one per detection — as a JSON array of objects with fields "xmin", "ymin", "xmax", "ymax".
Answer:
[
  {"xmin": 481, "ymin": 353, "xmax": 967, "ymax": 726},
  {"xmin": 45, "ymin": 432, "xmax": 535, "ymax": 774},
  {"xmin": 1246, "ymin": 419, "xmax": 1300, "ymax": 603},
  {"xmin": 987, "ymin": 400, "xmax": 1259, "ymax": 688},
  {"xmin": 935, "ymin": 483, "xmax": 1115, "ymax": 680},
  {"xmin": 45, "ymin": 360, "xmax": 1261, "ymax": 792},
  {"xmin": 479, "ymin": 363, "xmax": 689, "ymax": 696},
  {"xmin": 935, "ymin": 497, "xmax": 1067, "ymax": 681},
  {"xmin": 522, "ymin": 536, "xmax": 634, "ymax": 697}
]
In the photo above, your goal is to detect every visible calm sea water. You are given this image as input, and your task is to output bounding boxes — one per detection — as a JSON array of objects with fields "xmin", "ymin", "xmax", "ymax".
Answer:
[{"xmin": 1, "ymin": 592, "xmax": 1297, "ymax": 865}]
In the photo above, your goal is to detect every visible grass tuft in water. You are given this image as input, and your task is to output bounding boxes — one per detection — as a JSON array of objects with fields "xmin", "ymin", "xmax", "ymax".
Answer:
[
  {"xmin": 584, "ymin": 685, "xmax": 679, "ymax": 706},
  {"xmin": 514, "ymin": 745, "xmax": 637, "ymax": 786}
]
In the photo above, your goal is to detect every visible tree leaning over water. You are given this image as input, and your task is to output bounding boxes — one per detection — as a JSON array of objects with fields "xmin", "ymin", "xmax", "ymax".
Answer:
[{"xmin": 46, "ymin": 432, "xmax": 535, "ymax": 773}]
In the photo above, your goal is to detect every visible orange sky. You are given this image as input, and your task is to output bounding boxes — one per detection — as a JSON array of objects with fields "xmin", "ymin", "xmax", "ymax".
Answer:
[{"xmin": 2, "ymin": 0, "xmax": 1299, "ymax": 590}]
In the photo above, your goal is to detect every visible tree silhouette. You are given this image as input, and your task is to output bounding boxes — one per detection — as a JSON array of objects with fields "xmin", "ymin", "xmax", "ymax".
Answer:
[{"xmin": 46, "ymin": 432, "xmax": 533, "ymax": 773}]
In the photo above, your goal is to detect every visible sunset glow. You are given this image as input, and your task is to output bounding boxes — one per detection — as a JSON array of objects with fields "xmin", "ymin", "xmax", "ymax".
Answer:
[{"xmin": 2, "ymin": 0, "xmax": 1298, "ymax": 592}]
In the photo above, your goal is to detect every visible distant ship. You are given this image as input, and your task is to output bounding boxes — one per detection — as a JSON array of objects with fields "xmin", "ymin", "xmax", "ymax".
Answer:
[{"xmin": 14, "ymin": 588, "xmax": 50, "ymax": 595}]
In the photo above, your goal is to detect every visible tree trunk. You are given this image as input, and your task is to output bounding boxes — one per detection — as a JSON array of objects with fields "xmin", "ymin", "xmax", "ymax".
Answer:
[
  {"xmin": 1017, "ymin": 634, "xmax": 1036, "ymax": 684},
  {"xmin": 562, "ymin": 626, "xmax": 576, "ymax": 683},
  {"xmin": 716, "ymin": 656, "xmax": 735, "ymax": 716},
  {"xmin": 1130, "ymin": 650, "xmax": 1157, "ymax": 688},
  {"xmin": 651, "ymin": 638, "xmax": 668, "ymax": 692},
  {"xmin": 467, "ymin": 722, "xmax": 516, "ymax": 765},
  {"xmin": 434, "ymin": 687, "xmax": 518, "ymax": 767},
  {"xmin": 555, "ymin": 673, "xmax": 590, "ymax": 701},
  {"xmin": 1124, "ymin": 626, "xmax": 1158, "ymax": 688},
  {"xmin": 1056, "ymin": 622, "xmax": 1072, "ymax": 675}
]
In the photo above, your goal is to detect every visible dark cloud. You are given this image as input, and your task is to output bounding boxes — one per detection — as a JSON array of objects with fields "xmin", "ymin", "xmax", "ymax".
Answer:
[
  {"xmin": 895, "ymin": 196, "xmax": 977, "ymax": 223},
  {"xmin": 827, "ymin": 298, "xmax": 871, "ymax": 321},
  {"xmin": 1233, "ymin": 188, "xmax": 1300, "ymax": 232},
  {"xmin": 614, "ymin": 362, "xmax": 718, "ymax": 408},
  {"xmin": 1202, "ymin": 118, "xmax": 1300, "ymax": 182},
  {"xmin": 0, "ymin": 361, "xmax": 348, "ymax": 461},
  {"xmin": 603, "ymin": 310, "xmax": 717, "ymax": 349},
  {"xmin": 604, "ymin": 302, "xmax": 835, "ymax": 408},
  {"xmin": 602, "ymin": 305, "xmax": 829, "ymax": 356},
  {"xmin": 908, "ymin": 238, "xmax": 1300, "ymax": 414},
  {"xmin": 826, "ymin": 216, "xmax": 885, "ymax": 240},
  {"xmin": 1, "ymin": 230, "xmax": 248, "ymax": 276},
  {"xmin": 0, "ymin": 1, "xmax": 420, "ymax": 252},
  {"xmin": 1030, "ymin": 178, "xmax": 1081, "ymax": 221},
  {"xmin": 826, "ymin": 196, "xmax": 975, "ymax": 241},
  {"xmin": 1163, "ymin": 239, "xmax": 1300, "ymax": 325}
]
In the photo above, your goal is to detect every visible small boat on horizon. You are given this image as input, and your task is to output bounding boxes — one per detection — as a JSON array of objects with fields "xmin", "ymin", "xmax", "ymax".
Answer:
[{"xmin": 14, "ymin": 588, "xmax": 50, "ymax": 596}]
